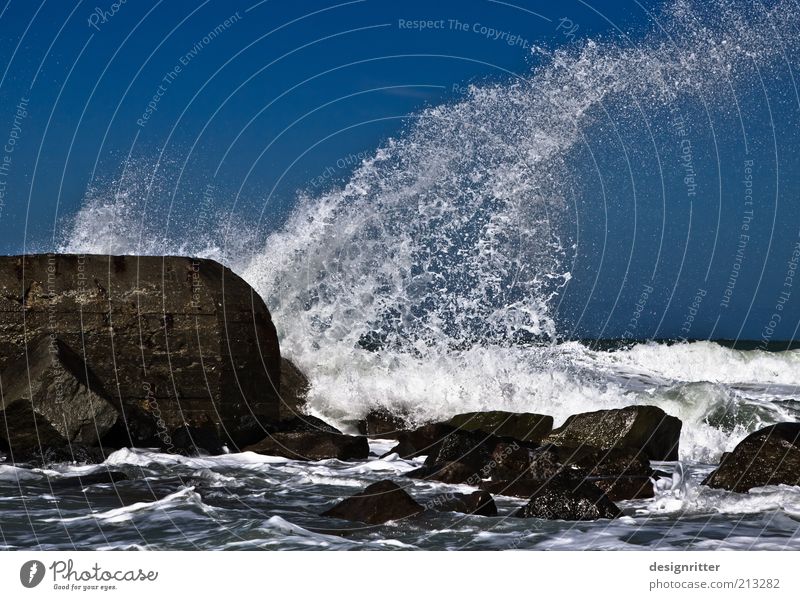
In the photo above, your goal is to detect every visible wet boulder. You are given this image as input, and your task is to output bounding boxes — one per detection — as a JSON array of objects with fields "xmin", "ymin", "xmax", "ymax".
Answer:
[
  {"xmin": 171, "ymin": 425, "xmax": 227, "ymax": 456},
  {"xmin": 481, "ymin": 478, "xmax": 551, "ymax": 498},
  {"xmin": 448, "ymin": 411, "xmax": 553, "ymax": 443},
  {"xmin": 362, "ymin": 409, "xmax": 408, "ymax": 439},
  {"xmin": 553, "ymin": 445, "xmax": 652, "ymax": 477},
  {"xmin": 432, "ymin": 491, "xmax": 497, "ymax": 516},
  {"xmin": 272, "ymin": 415, "xmax": 341, "ymax": 435},
  {"xmin": 9, "ymin": 443, "xmax": 110, "ymax": 467},
  {"xmin": 423, "ymin": 429, "xmax": 499, "ymax": 473},
  {"xmin": 321, "ymin": 480, "xmax": 424, "ymax": 524},
  {"xmin": 553, "ymin": 445, "xmax": 655, "ymax": 500},
  {"xmin": 0, "ymin": 337, "xmax": 119, "ymax": 456},
  {"xmin": 512, "ymin": 473, "xmax": 621, "ymax": 520},
  {"xmin": 409, "ymin": 441, "xmax": 567, "ymax": 487},
  {"xmin": 702, "ymin": 423, "xmax": 800, "ymax": 492},
  {"xmin": 543, "ymin": 405, "xmax": 681, "ymax": 461},
  {"xmin": 0, "ymin": 254, "xmax": 282, "ymax": 450},
  {"xmin": 243, "ymin": 431, "xmax": 369, "ymax": 461},
  {"xmin": 384, "ymin": 422, "xmax": 457, "ymax": 459},
  {"xmin": 487, "ymin": 442, "xmax": 566, "ymax": 481},
  {"xmin": 408, "ymin": 439, "xmax": 657, "ymax": 501},
  {"xmin": 405, "ymin": 461, "xmax": 479, "ymax": 485},
  {"xmin": 278, "ymin": 357, "xmax": 311, "ymax": 421},
  {"xmin": 591, "ymin": 476, "xmax": 654, "ymax": 501}
]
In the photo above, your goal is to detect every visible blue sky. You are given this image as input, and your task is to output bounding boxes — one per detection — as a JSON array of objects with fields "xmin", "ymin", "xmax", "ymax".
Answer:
[{"xmin": 0, "ymin": 0, "xmax": 798, "ymax": 341}]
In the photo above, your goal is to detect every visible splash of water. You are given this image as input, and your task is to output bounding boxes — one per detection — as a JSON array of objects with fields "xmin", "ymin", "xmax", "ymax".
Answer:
[{"xmin": 59, "ymin": 0, "xmax": 800, "ymax": 460}]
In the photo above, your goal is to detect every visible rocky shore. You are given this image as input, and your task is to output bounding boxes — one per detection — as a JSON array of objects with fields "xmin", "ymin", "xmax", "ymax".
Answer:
[{"xmin": 1, "ymin": 254, "xmax": 798, "ymax": 528}]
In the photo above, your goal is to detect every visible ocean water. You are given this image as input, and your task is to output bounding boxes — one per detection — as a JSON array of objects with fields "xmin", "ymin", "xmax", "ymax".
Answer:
[
  {"xmin": 3, "ymin": 0, "xmax": 799, "ymax": 549},
  {"xmin": 1, "ymin": 362, "xmax": 800, "ymax": 550}
]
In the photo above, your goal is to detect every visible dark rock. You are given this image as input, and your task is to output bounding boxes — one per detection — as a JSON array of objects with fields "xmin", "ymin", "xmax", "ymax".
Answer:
[
  {"xmin": 243, "ymin": 431, "xmax": 369, "ymax": 461},
  {"xmin": 487, "ymin": 443, "xmax": 565, "ymax": 481},
  {"xmin": 107, "ymin": 402, "xmax": 339, "ymax": 457},
  {"xmin": 278, "ymin": 358, "xmax": 310, "ymax": 421},
  {"xmin": 405, "ymin": 461, "xmax": 479, "ymax": 485},
  {"xmin": 512, "ymin": 473, "xmax": 621, "ymax": 520},
  {"xmin": 384, "ymin": 422, "xmax": 457, "ymax": 459},
  {"xmin": 702, "ymin": 423, "xmax": 800, "ymax": 492},
  {"xmin": 543, "ymin": 405, "xmax": 681, "ymax": 461},
  {"xmin": 423, "ymin": 429, "xmax": 499, "ymax": 473},
  {"xmin": 408, "ymin": 443, "xmax": 562, "ymax": 486},
  {"xmin": 272, "ymin": 415, "xmax": 341, "ymax": 435},
  {"xmin": 171, "ymin": 425, "xmax": 226, "ymax": 455},
  {"xmin": 363, "ymin": 409, "xmax": 407, "ymax": 438},
  {"xmin": 100, "ymin": 407, "xmax": 162, "ymax": 450},
  {"xmin": 10, "ymin": 443, "xmax": 110, "ymax": 467},
  {"xmin": 480, "ymin": 478, "xmax": 552, "ymax": 498},
  {"xmin": 591, "ymin": 476, "xmax": 654, "ymax": 501},
  {"xmin": 0, "ymin": 338, "xmax": 119, "ymax": 455},
  {"xmin": 320, "ymin": 480, "xmax": 425, "ymax": 524},
  {"xmin": 407, "ymin": 439, "xmax": 657, "ymax": 502},
  {"xmin": 433, "ymin": 491, "xmax": 498, "ymax": 516},
  {"xmin": 553, "ymin": 445, "xmax": 653, "ymax": 478},
  {"xmin": 0, "ymin": 255, "xmax": 282, "ymax": 450},
  {"xmin": 448, "ymin": 411, "xmax": 553, "ymax": 443},
  {"xmin": 547, "ymin": 445, "xmax": 655, "ymax": 500},
  {"xmin": 408, "ymin": 441, "xmax": 577, "ymax": 486},
  {"xmin": 560, "ymin": 446, "xmax": 654, "ymax": 500}
]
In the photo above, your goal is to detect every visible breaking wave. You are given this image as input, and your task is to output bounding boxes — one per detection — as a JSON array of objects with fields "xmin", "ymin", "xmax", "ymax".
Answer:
[{"xmin": 58, "ymin": 0, "xmax": 800, "ymax": 461}]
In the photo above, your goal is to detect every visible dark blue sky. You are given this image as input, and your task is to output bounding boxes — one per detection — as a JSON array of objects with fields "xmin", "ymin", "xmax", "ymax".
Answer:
[{"xmin": 0, "ymin": 0, "xmax": 798, "ymax": 341}]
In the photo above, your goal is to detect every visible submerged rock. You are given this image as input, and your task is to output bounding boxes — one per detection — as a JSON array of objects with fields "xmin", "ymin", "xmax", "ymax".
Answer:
[
  {"xmin": 0, "ymin": 254, "xmax": 282, "ymax": 451},
  {"xmin": 244, "ymin": 431, "xmax": 369, "ymax": 461},
  {"xmin": 512, "ymin": 473, "xmax": 621, "ymax": 520},
  {"xmin": 448, "ymin": 411, "xmax": 553, "ymax": 443},
  {"xmin": 542, "ymin": 405, "xmax": 682, "ymax": 461},
  {"xmin": 702, "ymin": 423, "xmax": 800, "ymax": 492},
  {"xmin": 0, "ymin": 337, "xmax": 119, "ymax": 455},
  {"xmin": 321, "ymin": 480, "xmax": 424, "ymax": 524}
]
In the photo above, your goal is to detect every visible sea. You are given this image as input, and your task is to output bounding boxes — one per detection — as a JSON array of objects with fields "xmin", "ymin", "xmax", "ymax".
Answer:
[
  {"xmin": 2, "ymin": 0, "xmax": 799, "ymax": 549},
  {"xmin": 2, "ymin": 340, "xmax": 800, "ymax": 550}
]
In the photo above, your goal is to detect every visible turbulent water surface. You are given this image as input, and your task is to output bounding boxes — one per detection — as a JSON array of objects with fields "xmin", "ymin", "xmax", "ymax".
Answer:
[
  {"xmin": 3, "ymin": 0, "xmax": 799, "ymax": 549},
  {"xmin": 2, "ymin": 347, "xmax": 800, "ymax": 551}
]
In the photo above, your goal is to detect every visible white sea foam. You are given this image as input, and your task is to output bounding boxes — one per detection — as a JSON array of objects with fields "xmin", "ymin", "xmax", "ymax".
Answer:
[
  {"xmin": 584, "ymin": 341, "xmax": 800, "ymax": 387},
  {"xmin": 49, "ymin": 487, "xmax": 208, "ymax": 523},
  {"xmin": 0, "ymin": 465, "xmax": 41, "ymax": 481},
  {"xmin": 644, "ymin": 481, "xmax": 800, "ymax": 518},
  {"xmin": 103, "ymin": 448, "xmax": 291, "ymax": 469}
]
